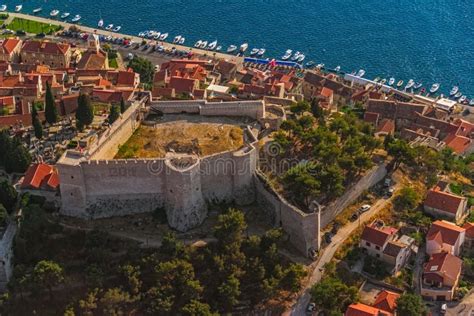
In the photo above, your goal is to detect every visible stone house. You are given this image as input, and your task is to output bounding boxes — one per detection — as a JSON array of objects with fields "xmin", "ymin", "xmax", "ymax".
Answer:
[
  {"xmin": 303, "ymin": 71, "xmax": 354, "ymax": 105},
  {"xmin": 344, "ymin": 303, "xmax": 391, "ymax": 316},
  {"xmin": 21, "ymin": 41, "xmax": 72, "ymax": 68},
  {"xmin": 426, "ymin": 220, "xmax": 465, "ymax": 256},
  {"xmin": 421, "ymin": 252, "xmax": 462, "ymax": 301},
  {"xmin": 424, "ymin": 188, "xmax": 469, "ymax": 224},
  {"xmin": 463, "ymin": 222, "xmax": 474, "ymax": 254},
  {"xmin": 0, "ymin": 38, "xmax": 22, "ymax": 63}
]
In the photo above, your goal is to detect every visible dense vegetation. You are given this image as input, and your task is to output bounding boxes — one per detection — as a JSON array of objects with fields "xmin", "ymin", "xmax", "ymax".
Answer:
[
  {"xmin": 0, "ymin": 130, "xmax": 31, "ymax": 174},
  {"xmin": 127, "ymin": 56, "xmax": 154, "ymax": 86},
  {"xmin": 3, "ymin": 204, "xmax": 305, "ymax": 314},
  {"xmin": 271, "ymin": 100, "xmax": 380, "ymax": 209}
]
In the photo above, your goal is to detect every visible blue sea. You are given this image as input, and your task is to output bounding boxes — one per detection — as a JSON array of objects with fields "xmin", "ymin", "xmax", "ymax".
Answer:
[{"xmin": 3, "ymin": 0, "xmax": 474, "ymax": 97}]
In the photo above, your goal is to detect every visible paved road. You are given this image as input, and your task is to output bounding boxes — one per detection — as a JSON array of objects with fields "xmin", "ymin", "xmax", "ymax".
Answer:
[
  {"xmin": 286, "ymin": 191, "xmax": 398, "ymax": 316},
  {"xmin": 446, "ymin": 291, "xmax": 474, "ymax": 316}
]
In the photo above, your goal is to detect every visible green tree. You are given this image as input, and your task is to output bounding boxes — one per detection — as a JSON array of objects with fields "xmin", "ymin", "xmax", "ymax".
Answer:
[
  {"xmin": 396, "ymin": 293, "xmax": 427, "ymax": 316},
  {"xmin": 119, "ymin": 264, "xmax": 142, "ymax": 296},
  {"xmin": 181, "ymin": 300, "xmax": 217, "ymax": 316},
  {"xmin": 79, "ymin": 288, "xmax": 99, "ymax": 315},
  {"xmin": 108, "ymin": 104, "xmax": 120, "ymax": 124},
  {"xmin": 160, "ymin": 232, "xmax": 187, "ymax": 260},
  {"xmin": 4, "ymin": 142, "xmax": 31, "ymax": 174},
  {"xmin": 31, "ymin": 103, "xmax": 43, "ymax": 139},
  {"xmin": 394, "ymin": 186, "xmax": 421, "ymax": 211},
  {"xmin": 280, "ymin": 263, "xmax": 306, "ymax": 293},
  {"xmin": 99, "ymin": 287, "xmax": 133, "ymax": 315},
  {"xmin": 0, "ymin": 204, "xmax": 7, "ymax": 226},
  {"xmin": 310, "ymin": 277, "xmax": 359, "ymax": 314},
  {"xmin": 213, "ymin": 209, "xmax": 247, "ymax": 253},
  {"xmin": 216, "ymin": 274, "xmax": 240, "ymax": 312},
  {"xmin": 127, "ymin": 56, "xmax": 155, "ymax": 84},
  {"xmin": 387, "ymin": 139, "xmax": 415, "ymax": 169},
  {"xmin": 290, "ymin": 101, "xmax": 310, "ymax": 115},
  {"xmin": 76, "ymin": 94, "xmax": 94, "ymax": 131},
  {"xmin": 0, "ymin": 130, "xmax": 10, "ymax": 166},
  {"xmin": 0, "ymin": 181, "xmax": 17, "ymax": 213},
  {"xmin": 44, "ymin": 81, "xmax": 58, "ymax": 125},
  {"xmin": 282, "ymin": 163, "xmax": 320, "ymax": 208},
  {"xmin": 310, "ymin": 98, "xmax": 324, "ymax": 120},
  {"xmin": 32, "ymin": 260, "xmax": 64, "ymax": 300},
  {"xmin": 120, "ymin": 97, "xmax": 127, "ymax": 114}
]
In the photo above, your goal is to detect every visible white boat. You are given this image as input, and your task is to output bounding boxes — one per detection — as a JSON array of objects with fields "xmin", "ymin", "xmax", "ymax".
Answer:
[
  {"xmin": 153, "ymin": 33, "xmax": 161, "ymax": 40},
  {"xmin": 316, "ymin": 63, "xmax": 325, "ymax": 69},
  {"xmin": 216, "ymin": 46, "xmax": 222, "ymax": 51},
  {"xmin": 199, "ymin": 41, "xmax": 208, "ymax": 49},
  {"xmin": 459, "ymin": 96, "xmax": 467, "ymax": 103},
  {"xmin": 178, "ymin": 37, "xmax": 185, "ymax": 45},
  {"xmin": 105, "ymin": 24, "xmax": 114, "ymax": 30},
  {"xmin": 397, "ymin": 80, "xmax": 404, "ymax": 88},
  {"xmin": 250, "ymin": 48, "xmax": 259, "ymax": 56},
  {"xmin": 356, "ymin": 69, "xmax": 365, "ymax": 77},
  {"xmin": 50, "ymin": 10, "xmax": 60, "ymax": 17},
  {"xmin": 454, "ymin": 92, "xmax": 462, "ymax": 99},
  {"xmin": 15, "ymin": 5, "xmax": 22, "ymax": 12},
  {"xmin": 282, "ymin": 49, "xmax": 292, "ymax": 60},
  {"xmin": 380, "ymin": 79, "xmax": 387, "ymax": 85},
  {"xmin": 240, "ymin": 43, "xmax": 248, "ymax": 52},
  {"xmin": 33, "ymin": 7, "xmax": 42, "ymax": 14},
  {"xmin": 469, "ymin": 99, "xmax": 474, "ymax": 106},
  {"xmin": 207, "ymin": 40, "xmax": 218, "ymax": 50},
  {"xmin": 291, "ymin": 51, "xmax": 300, "ymax": 61},
  {"xmin": 61, "ymin": 12, "xmax": 70, "ymax": 19},
  {"xmin": 71, "ymin": 15, "xmax": 81, "ymax": 22},
  {"xmin": 430, "ymin": 83, "xmax": 440, "ymax": 94},
  {"xmin": 405, "ymin": 79, "xmax": 415, "ymax": 90},
  {"xmin": 450, "ymin": 86, "xmax": 459, "ymax": 96},
  {"xmin": 159, "ymin": 33, "xmax": 168, "ymax": 41},
  {"xmin": 0, "ymin": 5, "xmax": 6, "ymax": 12},
  {"xmin": 388, "ymin": 77, "xmax": 395, "ymax": 86},
  {"xmin": 227, "ymin": 45, "xmax": 237, "ymax": 53},
  {"xmin": 194, "ymin": 40, "xmax": 202, "ymax": 48},
  {"xmin": 334, "ymin": 65, "xmax": 341, "ymax": 72},
  {"xmin": 257, "ymin": 48, "xmax": 266, "ymax": 56},
  {"xmin": 297, "ymin": 54, "xmax": 305, "ymax": 63},
  {"xmin": 413, "ymin": 82, "xmax": 423, "ymax": 89},
  {"xmin": 98, "ymin": 19, "xmax": 104, "ymax": 28},
  {"xmin": 173, "ymin": 35, "xmax": 181, "ymax": 43},
  {"xmin": 113, "ymin": 26, "xmax": 121, "ymax": 32}
]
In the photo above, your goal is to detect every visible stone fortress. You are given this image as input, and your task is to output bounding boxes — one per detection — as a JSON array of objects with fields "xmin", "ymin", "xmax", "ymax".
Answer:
[{"xmin": 57, "ymin": 96, "xmax": 267, "ymax": 232}]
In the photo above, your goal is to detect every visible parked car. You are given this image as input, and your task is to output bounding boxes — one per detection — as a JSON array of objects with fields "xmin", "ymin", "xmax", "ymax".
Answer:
[
  {"xmin": 350, "ymin": 212, "xmax": 359, "ymax": 221},
  {"xmin": 331, "ymin": 222, "xmax": 340, "ymax": 234},
  {"xmin": 16, "ymin": 30, "xmax": 26, "ymax": 36},
  {"xmin": 384, "ymin": 177, "xmax": 392, "ymax": 188},
  {"xmin": 324, "ymin": 232, "xmax": 333, "ymax": 244},
  {"xmin": 440, "ymin": 303, "xmax": 447, "ymax": 314},
  {"xmin": 386, "ymin": 187, "xmax": 395, "ymax": 197},
  {"xmin": 35, "ymin": 32, "xmax": 46, "ymax": 38},
  {"xmin": 306, "ymin": 302, "xmax": 316, "ymax": 314},
  {"xmin": 359, "ymin": 204, "xmax": 371, "ymax": 212}
]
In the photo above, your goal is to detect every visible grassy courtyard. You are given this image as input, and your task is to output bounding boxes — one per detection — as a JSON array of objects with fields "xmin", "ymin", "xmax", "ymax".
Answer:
[{"xmin": 7, "ymin": 17, "xmax": 62, "ymax": 34}]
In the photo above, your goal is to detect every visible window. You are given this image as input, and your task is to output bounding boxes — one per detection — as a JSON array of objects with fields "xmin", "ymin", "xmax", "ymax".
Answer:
[
  {"xmin": 366, "ymin": 242, "xmax": 371, "ymax": 247},
  {"xmin": 376, "ymin": 254, "xmax": 380, "ymax": 258},
  {"xmin": 375, "ymin": 246, "xmax": 380, "ymax": 250}
]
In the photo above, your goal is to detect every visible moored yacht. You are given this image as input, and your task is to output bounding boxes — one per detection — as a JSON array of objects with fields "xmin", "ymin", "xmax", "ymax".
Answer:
[
  {"xmin": 178, "ymin": 37, "xmax": 185, "ymax": 45},
  {"xmin": 291, "ymin": 51, "xmax": 300, "ymax": 61},
  {"xmin": 250, "ymin": 48, "xmax": 259, "ymax": 56},
  {"xmin": 297, "ymin": 54, "xmax": 305, "ymax": 63},
  {"xmin": 405, "ymin": 79, "xmax": 415, "ymax": 90},
  {"xmin": 207, "ymin": 40, "xmax": 218, "ymax": 50},
  {"xmin": 454, "ymin": 91, "xmax": 462, "ymax": 99},
  {"xmin": 469, "ymin": 99, "xmax": 474, "ymax": 106},
  {"xmin": 105, "ymin": 24, "xmax": 114, "ymax": 31},
  {"xmin": 194, "ymin": 40, "xmax": 203, "ymax": 48},
  {"xmin": 216, "ymin": 46, "xmax": 222, "ymax": 51},
  {"xmin": 396, "ymin": 80, "xmax": 404, "ymax": 88},
  {"xmin": 98, "ymin": 19, "xmax": 104, "ymax": 28},
  {"xmin": 15, "ymin": 5, "xmax": 22, "ymax": 12},
  {"xmin": 61, "ymin": 12, "xmax": 70, "ymax": 19},
  {"xmin": 71, "ymin": 15, "xmax": 81, "ymax": 23},
  {"xmin": 239, "ymin": 43, "xmax": 248, "ymax": 53},
  {"xmin": 450, "ymin": 86, "xmax": 459, "ymax": 96},
  {"xmin": 227, "ymin": 45, "xmax": 237, "ymax": 53},
  {"xmin": 257, "ymin": 48, "xmax": 266, "ymax": 57},
  {"xmin": 430, "ymin": 83, "xmax": 440, "ymax": 94},
  {"xmin": 113, "ymin": 26, "xmax": 121, "ymax": 32},
  {"xmin": 316, "ymin": 63, "xmax": 325, "ymax": 69},
  {"xmin": 334, "ymin": 65, "xmax": 341, "ymax": 72},
  {"xmin": 33, "ymin": 7, "xmax": 42, "ymax": 14},
  {"xmin": 459, "ymin": 96, "xmax": 467, "ymax": 103},
  {"xmin": 282, "ymin": 49, "xmax": 292, "ymax": 60},
  {"xmin": 356, "ymin": 69, "xmax": 365, "ymax": 77},
  {"xmin": 0, "ymin": 5, "xmax": 6, "ymax": 12},
  {"xmin": 413, "ymin": 82, "xmax": 423, "ymax": 89},
  {"xmin": 388, "ymin": 77, "xmax": 395, "ymax": 86},
  {"xmin": 159, "ymin": 33, "xmax": 169, "ymax": 41},
  {"xmin": 305, "ymin": 61, "xmax": 315, "ymax": 68},
  {"xmin": 50, "ymin": 10, "xmax": 60, "ymax": 17},
  {"xmin": 199, "ymin": 41, "xmax": 208, "ymax": 49},
  {"xmin": 380, "ymin": 79, "xmax": 387, "ymax": 85},
  {"xmin": 173, "ymin": 35, "xmax": 182, "ymax": 44}
]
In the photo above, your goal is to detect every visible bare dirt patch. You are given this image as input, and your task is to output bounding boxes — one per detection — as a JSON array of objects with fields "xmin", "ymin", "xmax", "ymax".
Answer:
[{"xmin": 115, "ymin": 122, "xmax": 244, "ymax": 158}]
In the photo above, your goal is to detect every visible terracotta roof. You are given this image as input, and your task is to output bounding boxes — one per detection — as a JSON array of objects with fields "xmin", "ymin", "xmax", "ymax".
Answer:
[
  {"xmin": 424, "ymin": 189, "xmax": 466, "ymax": 215},
  {"xmin": 22, "ymin": 41, "xmax": 70, "ymax": 55},
  {"xmin": 423, "ymin": 252, "xmax": 462, "ymax": 282},
  {"xmin": 116, "ymin": 71, "xmax": 137, "ymax": 86},
  {"xmin": 376, "ymin": 119, "xmax": 395, "ymax": 134},
  {"xmin": 0, "ymin": 38, "xmax": 21, "ymax": 55},
  {"xmin": 373, "ymin": 290, "xmax": 400, "ymax": 313},
  {"xmin": 443, "ymin": 133, "xmax": 471, "ymax": 154},
  {"xmin": 169, "ymin": 76, "xmax": 197, "ymax": 94},
  {"xmin": 427, "ymin": 220, "xmax": 465, "ymax": 246},
  {"xmin": 21, "ymin": 163, "xmax": 59, "ymax": 191},
  {"xmin": 463, "ymin": 222, "xmax": 474, "ymax": 238},
  {"xmin": 361, "ymin": 224, "xmax": 397, "ymax": 247},
  {"xmin": 345, "ymin": 303, "xmax": 391, "ymax": 316},
  {"xmin": 77, "ymin": 50, "xmax": 107, "ymax": 69},
  {"xmin": 216, "ymin": 60, "xmax": 237, "ymax": 75},
  {"xmin": 320, "ymin": 87, "xmax": 333, "ymax": 98}
]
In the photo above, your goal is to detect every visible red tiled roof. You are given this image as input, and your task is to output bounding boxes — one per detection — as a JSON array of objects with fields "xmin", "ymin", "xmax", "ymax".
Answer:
[
  {"xmin": 361, "ymin": 224, "xmax": 397, "ymax": 247},
  {"xmin": 423, "ymin": 252, "xmax": 462, "ymax": 282},
  {"xmin": 443, "ymin": 133, "xmax": 471, "ymax": 154},
  {"xmin": 320, "ymin": 87, "xmax": 333, "ymax": 98},
  {"xmin": 345, "ymin": 303, "xmax": 391, "ymax": 316},
  {"xmin": 0, "ymin": 38, "xmax": 21, "ymax": 55},
  {"xmin": 116, "ymin": 71, "xmax": 136, "ymax": 86},
  {"xmin": 427, "ymin": 220, "xmax": 465, "ymax": 246},
  {"xmin": 424, "ymin": 189, "xmax": 465, "ymax": 215},
  {"xmin": 21, "ymin": 163, "xmax": 59, "ymax": 190},
  {"xmin": 22, "ymin": 41, "xmax": 70, "ymax": 55},
  {"xmin": 169, "ymin": 76, "xmax": 197, "ymax": 94},
  {"xmin": 463, "ymin": 222, "xmax": 474, "ymax": 238},
  {"xmin": 373, "ymin": 290, "xmax": 400, "ymax": 313},
  {"xmin": 376, "ymin": 119, "xmax": 395, "ymax": 134}
]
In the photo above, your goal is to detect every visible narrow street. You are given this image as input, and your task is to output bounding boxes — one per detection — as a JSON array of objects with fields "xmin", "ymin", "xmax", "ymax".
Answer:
[{"xmin": 287, "ymin": 188, "xmax": 398, "ymax": 315}]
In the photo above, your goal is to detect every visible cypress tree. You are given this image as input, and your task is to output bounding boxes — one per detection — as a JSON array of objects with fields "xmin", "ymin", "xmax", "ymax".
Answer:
[
  {"xmin": 120, "ymin": 97, "xmax": 127, "ymax": 114},
  {"xmin": 75, "ymin": 94, "xmax": 94, "ymax": 131},
  {"xmin": 108, "ymin": 105, "xmax": 120, "ymax": 124},
  {"xmin": 44, "ymin": 82, "xmax": 57, "ymax": 125},
  {"xmin": 31, "ymin": 103, "xmax": 43, "ymax": 139}
]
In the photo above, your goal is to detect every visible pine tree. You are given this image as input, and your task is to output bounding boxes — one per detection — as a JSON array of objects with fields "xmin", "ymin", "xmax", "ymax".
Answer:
[
  {"xmin": 76, "ymin": 94, "xmax": 94, "ymax": 131},
  {"xmin": 108, "ymin": 105, "xmax": 120, "ymax": 124},
  {"xmin": 44, "ymin": 82, "xmax": 57, "ymax": 125},
  {"xmin": 31, "ymin": 103, "xmax": 43, "ymax": 139},
  {"xmin": 120, "ymin": 97, "xmax": 127, "ymax": 114}
]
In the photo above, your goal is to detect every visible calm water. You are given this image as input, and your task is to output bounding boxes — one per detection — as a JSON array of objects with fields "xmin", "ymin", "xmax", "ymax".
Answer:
[{"xmin": 4, "ymin": 0, "xmax": 474, "ymax": 97}]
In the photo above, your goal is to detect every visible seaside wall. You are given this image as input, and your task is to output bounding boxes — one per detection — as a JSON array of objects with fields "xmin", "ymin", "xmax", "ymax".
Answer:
[
  {"xmin": 320, "ymin": 163, "xmax": 387, "ymax": 228},
  {"xmin": 254, "ymin": 171, "xmax": 320, "ymax": 256},
  {"xmin": 151, "ymin": 100, "xmax": 265, "ymax": 120},
  {"xmin": 0, "ymin": 221, "xmax": 17, "ymax": 291}
]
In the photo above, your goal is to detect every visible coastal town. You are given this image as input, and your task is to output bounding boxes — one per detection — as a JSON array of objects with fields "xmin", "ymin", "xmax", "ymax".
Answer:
[{"xmin": 0, "ymin": 10, "xmax": 473, "ymax": 316}]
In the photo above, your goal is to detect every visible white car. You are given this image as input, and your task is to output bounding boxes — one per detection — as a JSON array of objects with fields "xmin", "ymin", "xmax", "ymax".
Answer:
[
  {"xmin": 359, "ymin": 204, "xmax": 371, "ymax": 212},
  {"xmin": 440, "ymin": 303, "xmax": 447, "ymax": 314}
]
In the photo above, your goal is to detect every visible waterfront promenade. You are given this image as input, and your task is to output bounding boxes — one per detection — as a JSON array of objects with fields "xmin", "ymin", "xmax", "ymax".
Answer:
[{"xmin": 4, "ymin": 12, "xmax": 243, "ymax": 64}]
